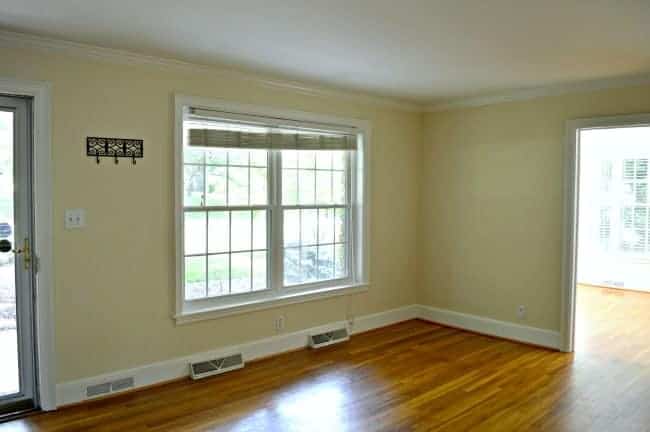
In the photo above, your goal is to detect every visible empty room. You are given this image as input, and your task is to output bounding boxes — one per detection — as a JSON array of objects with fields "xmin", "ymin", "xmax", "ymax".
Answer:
[{"xmin": 1, "ymin": 1, "xmax": 650, "ymax": 430}]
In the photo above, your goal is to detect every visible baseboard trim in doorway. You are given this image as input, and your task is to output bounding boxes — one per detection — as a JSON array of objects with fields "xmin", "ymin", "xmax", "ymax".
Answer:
[{"xmin": 417, "ymin": 305, "xmax": 561, "ymax": 350}]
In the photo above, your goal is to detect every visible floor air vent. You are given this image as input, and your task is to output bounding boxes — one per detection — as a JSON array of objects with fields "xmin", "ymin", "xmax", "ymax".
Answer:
[
  {"xmin": 190, "ymin": 353, "xmax": 244, "ymax": 380},
  {"xmin": 86, "ymin": 376, "xmax": 135, "ymax": 398},
  {"xmin": 309, "ymin": 328, "xmax": 349, "ymax": 349},
  {"xmin": 86, "ymin": 382, "xmax": 111, "ymax": 398},
  {"xmin": 111, "ymin": 377, "xmax": 135, "ymax": 392}
]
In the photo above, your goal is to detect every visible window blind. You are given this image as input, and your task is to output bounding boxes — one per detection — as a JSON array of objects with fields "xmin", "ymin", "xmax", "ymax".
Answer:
[{"xmin": 186, "ymin": 108, "xmax": 358, "ymax": 151}]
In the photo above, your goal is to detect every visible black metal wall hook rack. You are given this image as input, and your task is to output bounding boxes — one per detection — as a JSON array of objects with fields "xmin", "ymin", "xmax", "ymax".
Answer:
[{"xmin": 86, "ymin": 137, "xmax": 144, "ymax": 165}]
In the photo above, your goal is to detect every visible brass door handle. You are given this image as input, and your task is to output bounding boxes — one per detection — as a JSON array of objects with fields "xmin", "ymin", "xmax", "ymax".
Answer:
[{"xmin": 13, "ymin": 238, "xmax": 31, "ymax": 270}]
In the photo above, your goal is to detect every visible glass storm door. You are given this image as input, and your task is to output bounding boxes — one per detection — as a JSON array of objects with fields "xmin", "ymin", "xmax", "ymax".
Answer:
[{"xmin": 0, "ymin": 95, "xmax": 36, "ymax": 415}]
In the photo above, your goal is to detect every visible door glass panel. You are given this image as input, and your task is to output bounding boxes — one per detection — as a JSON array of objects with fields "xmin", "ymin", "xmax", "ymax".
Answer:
[{"xmin": 0, "ymin": 111, "xmax": 18, "ymax": 397}]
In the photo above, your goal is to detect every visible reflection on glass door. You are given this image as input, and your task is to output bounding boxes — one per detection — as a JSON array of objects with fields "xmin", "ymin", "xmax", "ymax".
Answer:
[
  {"xmin": 0, "ymin": 95, "xmax": 36, "ymax": 415},
  {"xmin": 0, "ymin": 109, "xmax": 19, "ymax": 398}
]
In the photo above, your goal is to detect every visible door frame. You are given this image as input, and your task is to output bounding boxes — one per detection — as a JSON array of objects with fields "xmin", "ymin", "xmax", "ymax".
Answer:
[
  {"xmin": 562, "ymin": 112, "xmax": 650, "ymax": 353},
  {"xmin": 0, "ymin": 78, "xmax": 55, "ymax": 410}
]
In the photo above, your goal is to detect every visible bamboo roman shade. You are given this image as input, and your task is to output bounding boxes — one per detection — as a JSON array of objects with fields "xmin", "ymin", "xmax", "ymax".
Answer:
[{"xmin": 186, "ymin": 108, "xmax": 358, "ymax": 151}]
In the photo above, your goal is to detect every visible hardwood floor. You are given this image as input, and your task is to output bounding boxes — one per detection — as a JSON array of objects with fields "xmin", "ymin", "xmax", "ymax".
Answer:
[{"xmin": 3, "ymin": 288, "xmax": 650, "ymax": 431}]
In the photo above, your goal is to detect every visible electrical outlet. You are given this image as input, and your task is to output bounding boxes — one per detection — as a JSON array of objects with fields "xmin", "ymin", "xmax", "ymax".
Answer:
[
  {"xmin": 347, "ymin": 315, "xmax": 355, "ymax": 329},
  {"xmin": 65, "ymin": 208, "xmax": 86, "ymax": 229},
  {"xmin": 274, "ymin": 315, "xmax": 285, "ymax": 332},
  {"xmin": 517, "ymin": 305, "xmax": 527, "ymax": 320}
]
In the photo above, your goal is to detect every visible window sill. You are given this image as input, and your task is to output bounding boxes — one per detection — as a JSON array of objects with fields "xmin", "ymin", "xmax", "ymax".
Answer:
[{"xmin": 174, "ymin": 283, "xmax": 368, "ymax": 325}]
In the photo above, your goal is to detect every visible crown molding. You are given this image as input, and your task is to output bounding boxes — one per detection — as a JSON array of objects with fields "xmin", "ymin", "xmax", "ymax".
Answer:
[
  {"xmin": 0, "ymin": 29, "xmax": 423, "ymax": 113},
  {"xmin": 4, "ymin": 29, "xmax": 650, "ymax": 115},
  {"xmin": 426, "ymin": 72, "xmax": 650, "ymax": 113}
]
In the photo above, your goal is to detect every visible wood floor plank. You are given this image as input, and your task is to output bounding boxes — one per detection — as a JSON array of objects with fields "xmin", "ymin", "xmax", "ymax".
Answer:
[{"xmin": 2, "ymin": 285, "xmax": 650, "ymax": 431}]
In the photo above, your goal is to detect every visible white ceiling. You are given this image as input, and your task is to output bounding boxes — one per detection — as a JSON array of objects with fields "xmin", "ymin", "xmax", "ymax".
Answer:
[{"xmin": 2, "ymin": 0, "xmax": 650, "ymax": 105}]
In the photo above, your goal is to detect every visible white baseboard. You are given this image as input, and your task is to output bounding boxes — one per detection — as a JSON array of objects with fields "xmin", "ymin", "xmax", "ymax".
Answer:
[
  {"xmin": 55, "ymin": 305, "xmax": 417, "ymax": 407},
  {"xmin": 55, "ymin": 304, "xmax": 558, "ymax": 407},
  {"xmin": 417, "ymin": 305, "xmax": 561, "ymax": 350},
  {"xmin": 351, "ymin": 304, "xmax": 419, "ymax": 334}
]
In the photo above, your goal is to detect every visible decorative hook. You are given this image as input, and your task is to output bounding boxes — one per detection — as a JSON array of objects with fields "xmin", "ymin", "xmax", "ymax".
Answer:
[{"xmin": 86, "ymin": 137, "xmax": 143, "ymax": 165}]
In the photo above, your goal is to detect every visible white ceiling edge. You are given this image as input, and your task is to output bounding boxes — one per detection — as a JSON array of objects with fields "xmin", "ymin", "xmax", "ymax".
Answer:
[
  {"xmin": 2, "ymin": 29, "xmax": 650, "ymax": 115},
  {"xmin": 425, "ymin": 73, "xmax": 650, "ymax": 113},
  {"xmin": 0, "ymin": 29, "xmax": 424, "ymax": 113}
]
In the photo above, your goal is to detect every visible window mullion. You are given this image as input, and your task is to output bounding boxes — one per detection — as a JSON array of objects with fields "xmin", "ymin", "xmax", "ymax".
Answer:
[
  {"xmin": 332, "ymin": 207, "xmax": 336, "ymax": 277},
  {"xmin": 186, "ymin": 205, "xmax": 270, "ymax": 212},
  {"xmin": 248, "ymin": 152, "xmax": 253, "ymax": 290},
  {"xmin": 271, "ymin": 150, "xmax": 283, "ymax": 293},
  {"xmin": 226, "ymin": 151, "xmax": 230, "ymax": 206},
  {"xmin": 250, "ymin": 209, "xmax": 254, "ymax": 290},
  {"xmin": 346, "ymin": 150, "xmax": 354, "ymax": 282},
  {"xmin": 314, "ymin": 164, "xmax": 320, "ymax": 280},
  {"xmin": 298, "ymin": 207, "xmax": 302, "ymax": 282},
  {"xmin": 228, "ymin": 211, "xmax": 232, "ymax": 295},
  {"xmin": 314, "ymin": 164, "xmax": 318, "ymax": 282},
  {"xmin": 198, "ymin": 158, "xmax": 207, "ymax": 298},
  {"xmin": 205, "ymin": 208, "xmax": 209, "ymax": 298}
]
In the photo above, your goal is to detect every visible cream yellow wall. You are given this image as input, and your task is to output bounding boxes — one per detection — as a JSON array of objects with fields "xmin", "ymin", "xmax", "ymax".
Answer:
[
  {"xmin": 11, "ymin": 37, "xmax": 650, "ymax": 385},
  {"xmin": 421, "ymin": 84, "xmax": 650, "ymax": 331},
  {"xmin": 0, "ymin": 46, "xmax": 422, "ymax": 382}
]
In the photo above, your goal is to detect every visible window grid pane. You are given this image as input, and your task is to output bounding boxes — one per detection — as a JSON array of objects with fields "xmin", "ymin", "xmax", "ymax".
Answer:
[
  {"xmin": 182, "ymin": 144, "xmax": 354, "ymax": 300},
  {"xmin": 208, "ymin": 254, "xmax": 229, "ymax": 297},
  {"xmin": 205, "ymin": 166, "xmax": 227, "ymax": 206},
  {"xmin": 282, "ymin": 150, "xmax": 346, "ymax": 207},
  {"xmin": 184, "ymin": 149, "xmax": 269, "ymax": 209},
  {"xmin": 280, "ymin": 150, "xmax": 350, "ymax": 287},
  {"xmin": 184, "ymin": 209, "xmax": 269, "ymax": 299},
  {"xmin": 183, "ymin": 146, "xmax": 270, "ymax": 301},
  {"xmin": 184, "ymin": 256, "xmax": 206, "ymax": 300}
]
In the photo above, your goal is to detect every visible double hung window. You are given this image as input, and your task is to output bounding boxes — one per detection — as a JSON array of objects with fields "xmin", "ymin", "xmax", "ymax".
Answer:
[{"xmin": 175, "ymin": 100, "xmax": 368, "ymax": 320}]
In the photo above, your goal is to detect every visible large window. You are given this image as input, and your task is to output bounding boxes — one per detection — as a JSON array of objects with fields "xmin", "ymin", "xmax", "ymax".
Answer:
[
  {"xmin": 595, "ymin": 157, "xmax": 650, "ymax": 255},
  {"xmin": 175, "ymin": 97, "xmax": 369, "ymax": 320}
]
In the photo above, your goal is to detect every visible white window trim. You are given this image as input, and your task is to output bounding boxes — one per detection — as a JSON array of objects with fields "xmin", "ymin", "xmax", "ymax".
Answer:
[{"xmin": 173, "ymin": 94, "xmax": 371, "ymax": 324}]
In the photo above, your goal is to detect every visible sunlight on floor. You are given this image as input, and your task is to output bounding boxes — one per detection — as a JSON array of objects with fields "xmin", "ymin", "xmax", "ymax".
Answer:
[
  {"xmin": 575, "ymin": 284, "xmax": 650, "ymax": 362},
  {"xmin": 276, "ymin": 383, "xmax": 345, "ymax": 429},
  {"xmin": 225, "ymin": 378, "xmax": 348, "ymax": 432}
]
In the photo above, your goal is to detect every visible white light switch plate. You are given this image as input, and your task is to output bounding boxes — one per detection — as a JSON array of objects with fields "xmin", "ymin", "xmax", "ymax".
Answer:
[{"xmin": 65, "ymin": 209, "xmax": 86, "ymax": 229}]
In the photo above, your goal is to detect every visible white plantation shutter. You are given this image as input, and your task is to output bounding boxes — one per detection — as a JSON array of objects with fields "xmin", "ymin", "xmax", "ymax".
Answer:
[
  {"xmin": 619, "ymin": 158, "xmax": 650, "ymax": 254},
  {"xmin": 593, "ymin": 157, "xmax": 650, "ymax": 255},
  {"xmin": 599, "ymin": 207, "xmax": 611, "ymax": 250},
  {"xmin": 186, "ymin": 108, "xmax": 358, "ymax": 151}
]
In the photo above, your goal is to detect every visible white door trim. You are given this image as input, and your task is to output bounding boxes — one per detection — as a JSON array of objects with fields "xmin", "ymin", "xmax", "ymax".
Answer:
[
  {"xmin": 562, "ymin": 113, "xmax": 650, "ymax": 353},
  {"xmin": 0, "ymin": 78, "xmax": 55, "ymax": 410}
]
